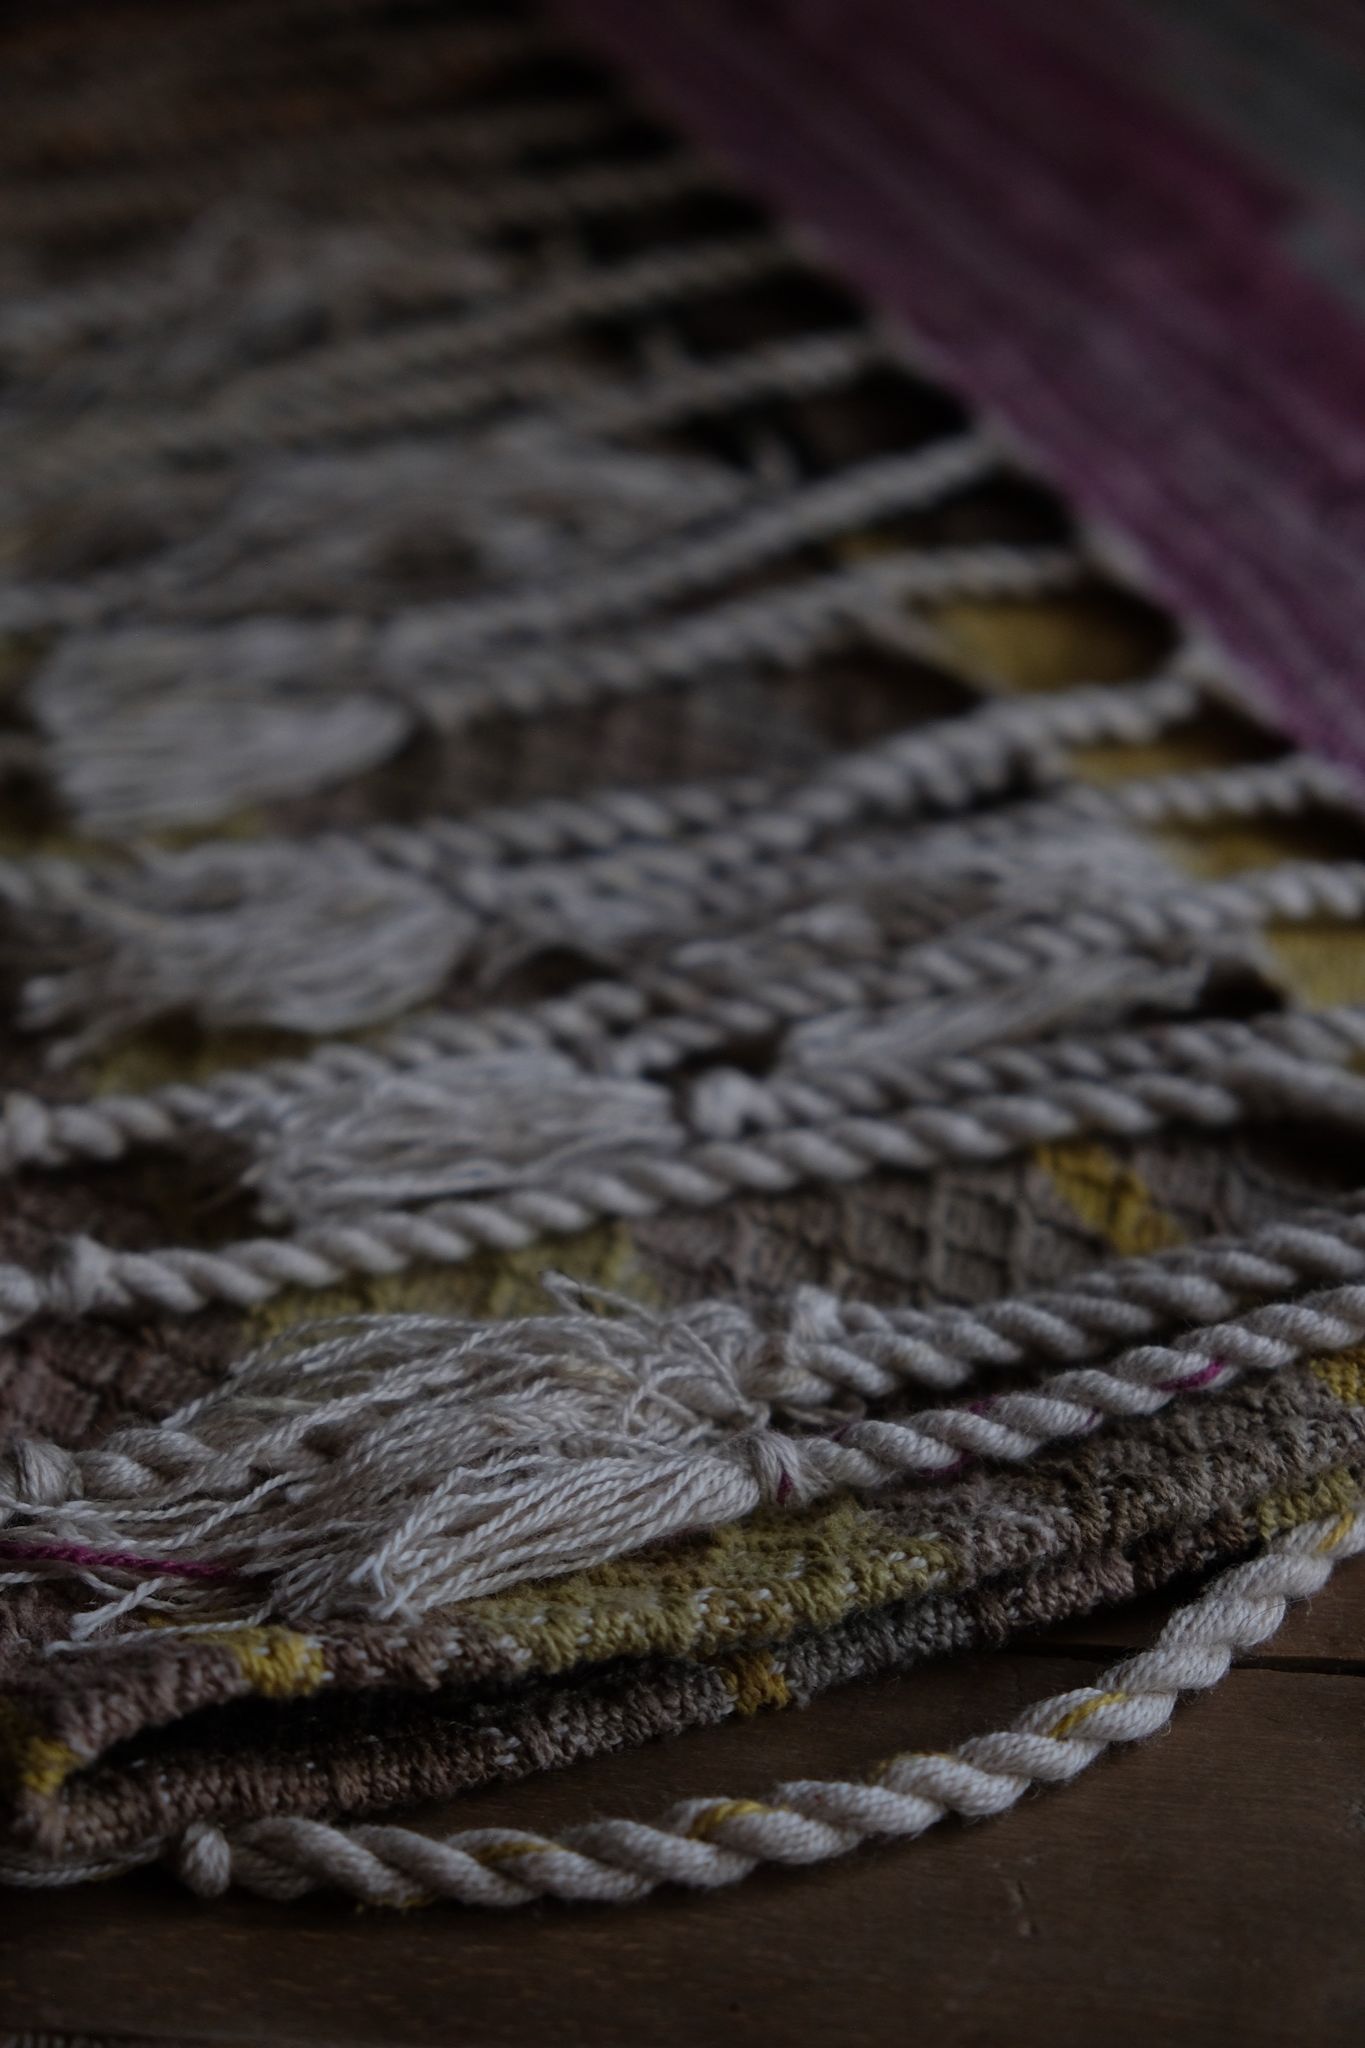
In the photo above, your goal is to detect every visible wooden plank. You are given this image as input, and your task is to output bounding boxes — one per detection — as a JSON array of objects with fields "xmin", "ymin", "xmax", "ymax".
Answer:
[
  {"xmin": 2, "ymin": 1601, "xmax": 1363, "ymax": 2047},
  {"xmin": 1032, "ymin": 1552, "xmax": 1365, "ymax": 1665}
]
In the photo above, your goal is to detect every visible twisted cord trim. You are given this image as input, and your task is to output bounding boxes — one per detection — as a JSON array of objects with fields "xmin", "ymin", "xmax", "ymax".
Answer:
[
  {"xmin": 7, "ymin": 335, "xmax": 908, "ymax": 638},
  {"xmin": 775, "ymin": 1201, "xmax": 1365, "ymax": 1398},
  {"xmin": 1, "ymin": 1020, "xmax": 1361, "ymax": 1333},
  {"xmin": 375, "ymin": 434, "xmax": 1017, "ymax": 666},
  {"xmin": 19, "ymin": 233, "xmax": 799, "ymax": 480},
  {"xmin": 0, "ymin": 869, "xmax": 1349, "ymax": 1188},
  {"xmin": 371, "ymin": 671, "xmax": 1198, "ymax": 870},
  {"xmin": 0, "ymin": 92, "xmax": 640, "ymax": 247}
]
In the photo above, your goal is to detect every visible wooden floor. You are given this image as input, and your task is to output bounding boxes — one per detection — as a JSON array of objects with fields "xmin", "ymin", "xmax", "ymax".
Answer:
[{"xmin": 1, "ymin": 1565, "xmax": 1361, "ymax": 2048}]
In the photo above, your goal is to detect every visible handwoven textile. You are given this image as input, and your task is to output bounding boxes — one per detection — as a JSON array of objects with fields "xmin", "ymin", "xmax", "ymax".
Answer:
[
  {"xmin": 562, "ymin": 0, "xmax": 1365, "ymax": 771},
  {"xmin": 1, "ymin": 0, "xmax": 1364, "ymax": 1908}
]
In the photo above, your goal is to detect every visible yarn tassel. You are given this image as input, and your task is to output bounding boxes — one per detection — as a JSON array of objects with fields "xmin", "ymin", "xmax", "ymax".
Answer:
[
  {"xmin": 0, "ymin": 811, "xmax": 1208, "ymax": 1062},
  {"xmin": 0, "ymin": 1296, "xmax": 798, "ymax": 1634},
  {"xmin": 6, "ymin": 422, "xmax": 751, "ymax": 637},
  {"xmin": 0, "ymin": 841, "xmax": 474, "ymax": 1062},
  {"xmin": 232, "ymin": 1051, "xmax": 685, "ymax": 1225},
  {"xmin": 28, "ymin": 618, "xmax": 407, "ymax": 835},
  {"xmin": 19, "ymin": 438, "xmax": 1007, "ymax": 835},
  {"xmin": 230, "ymin": 958, "xmax": 1215, "ymax": 1226}
]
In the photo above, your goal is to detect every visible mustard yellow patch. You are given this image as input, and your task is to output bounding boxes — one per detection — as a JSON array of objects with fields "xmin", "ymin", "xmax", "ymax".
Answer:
[
  {"xmin": 87, "ymin": 1023, "xmax": 303, "ymax": 1100},
  {"xmin": 1309, "ymin": 1351, "xmax": 1365, "ymax": 1408},
  {"xmin": 929, "ymin": 592, "xmax": 1167, "ymax": 694},
  {"xmin": 1260, "ymin": 925, "xmax": 1365, "ymax": 1011},
  {"xmin": 720, "ymin": 1650, "xmax": 791, "ymax": 1716},
  {"xmin": 0, "ymin": 1697, "xmax": 83, "ymax": 1801},
  {"xmin": 1046, "ymin": 1689, "xmax": 1128, "ymax": 1741},
  {"xmin": 1067, "ymin": 727, "xmax": 1263, "ymax": 789},
  {"xmin": 212, "ymin": 1625, "xmax": 328, "ymax": 1700},
  {"xmin": 1256, "ymin": 1464, "xmax": 1360, "ymax": 1543},
  {"xmin": 456, "ymin": 1495, "xmax": 955, "ymax": 1676},
  {"xmin": 1035, "ymin": 1140, "xmax": 1184, "ymax": 1257}
]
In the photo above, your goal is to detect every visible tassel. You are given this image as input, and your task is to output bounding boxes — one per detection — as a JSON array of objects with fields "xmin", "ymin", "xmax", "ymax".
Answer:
[
  {"xmin": 777, "ymin": 956, "xmax": 1224, "ymax": 1076},
  {"xmin": 1, "ymin": 203, "xmax": 513, "ymax": 401},
  {"xmin": 29, "ymin": 617, "xmax": 406, "ymax": 836},
  {"xmin": 0, "ymin": 812, "xmax": 1203, "ymax": 1060},
  {"xmin": 0, "ymin": 840, "xmax": 474, "ymax": 1062},
  {"xmin": 8, "ymin": 422, "xmax": 751, "ymax": 636},
  {"xmin": 228, "ymin": 961, "xmax": 1213, "ymax": 1226},
  {"xmin": 0, "ymin": 1292, "xmax": 799, "ymax": 1633},
  {"xmin": 21, "ymin": 429, "xmax": 750, "ymax": 833},
  {"xmin": 232, "ymin": 1051, "xmax": 684, "ymax": 1225}
]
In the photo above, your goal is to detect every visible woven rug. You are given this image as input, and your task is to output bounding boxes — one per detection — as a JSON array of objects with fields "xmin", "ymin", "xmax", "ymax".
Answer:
[{"xmin": 1, "ymin": 0, "xmax": 1363, "ymax": 1909}]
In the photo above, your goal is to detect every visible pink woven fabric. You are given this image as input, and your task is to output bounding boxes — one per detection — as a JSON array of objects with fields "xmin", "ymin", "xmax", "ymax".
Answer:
[{"xmin": 559, "ymin": 0, "xmax": 1365, "ymax": 770}]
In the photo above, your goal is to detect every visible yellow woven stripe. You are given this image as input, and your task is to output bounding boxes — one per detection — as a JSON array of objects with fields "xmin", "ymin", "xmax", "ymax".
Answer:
[
  {"xmin": 0, "ymin": 1698, "xmax": 83, "ymax": 1800},
  {"xmin": 461, "ymin": 1501, "xmax": 955, "ymax": 1674},
  {"xmin": 720, "ymin": 1650, "xmax": 791, "ymax": 1716},
  {"xmin": 1257, "ymin": 1463, "xmax": 1360, "ymax": 1542},
  {"xmin": 1046, "ymin": 1689, "xmax": 1129, "ymax": 1742},
  {"xmin": 216, "ymin": 1626, "xmax": 328, "ymax": 1700},
  {"xmin": 1034, "ymin": 1140, "xmax": 1184, "ymax": 1257},
  {"xmin": 1310, "ymin": 1351, "xmax": 1365, "ymax": 1408}
]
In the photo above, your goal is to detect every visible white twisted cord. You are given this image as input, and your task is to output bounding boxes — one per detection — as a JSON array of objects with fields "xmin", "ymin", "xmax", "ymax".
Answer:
[
  {"xmin": 0, "ymin": 1033, "xmax": 1357, "ymax": 1334},
  {"xmin": 154, "ymin": 1511, "xmax": 1363, "ymax": 1906},
  {"xmin": 1060, "ymin": 751, "xmax": 1358, "ymax": 828},
  {"xmin": 763, "ymin": 1200, "xmax": 1365, "ymax": 1399},
  {"xmin": 9, "ymin": 154, "xmax": 738, "ymax": 427},
  {"xmin": 3, "ymin": 669, "xmax": 1188, "ymax": 1031},
  {"xmin": 768, "ymin": 1273, "xmax": 1365, "ymax": 1478},
  {"xmin": 8, "ymin": 328, "xmax": 885, "ymax": 556},
  {"xmin": 0, "ymin": 886, "xmax": 1352, "ymax": 1191},
  {"xmin": 16, "ymin": 668, "xmax": 1187, "ymax": 908},
  {"xmin": 455, "ymin": 791, "xmax": 1357, "ymax": 950},
  {"xmin": 375, "ymin": 670, "xmax": 1197, "ymax": 868},
  {"xmin": 688, "ymin": 1004, "xmax": 1365, "ymax": 1136},
  {"xmin": 0, "ymin": 87, "xmax": 632, "ymax": 250},
  {"xmin": 305, "ymin": 670, "xmax": 1132, "ymax": 915},
  {"xmin": 10, "ymin": 234, "xmax": 797, "ymax": 483},
  {"xmin": 156, "ymin": 233, "xmax": 801, "ymax": 442},
  {"xmin": 267, "ymin": 322, "xmax": 888, "ymax": 468},
  {"xmin": 390, "ymin": 544, "xmax": 956, "ymax": 731},
  {"xmin": 377, "ymin": 434, "xmax": 1018, "ymax": 673}
]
